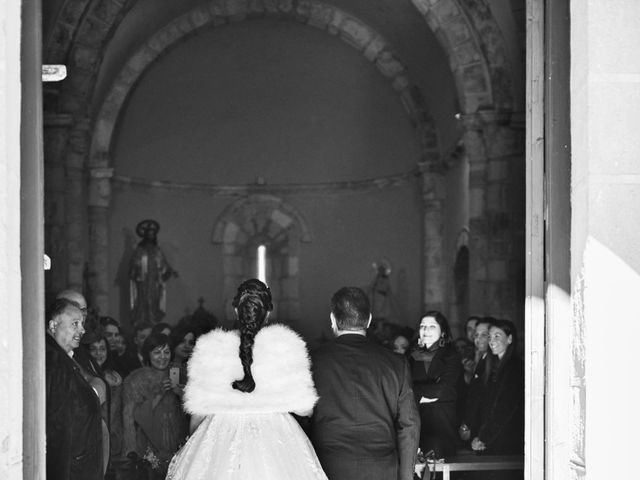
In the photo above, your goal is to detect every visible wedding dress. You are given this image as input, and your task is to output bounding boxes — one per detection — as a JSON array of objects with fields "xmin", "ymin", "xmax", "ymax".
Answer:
[{"xmin": 166, "ymin": 324, "xmax": 328, "ymax": 480}]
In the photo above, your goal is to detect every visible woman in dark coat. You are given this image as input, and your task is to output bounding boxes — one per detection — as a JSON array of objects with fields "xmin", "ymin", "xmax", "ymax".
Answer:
[
  {"xmin": 409, "ymin": 311, "xmax": 462, "ymax": 458},
  {"xmin": 471, "ymin": 319, "xmax": 524, "ymax": 455}
]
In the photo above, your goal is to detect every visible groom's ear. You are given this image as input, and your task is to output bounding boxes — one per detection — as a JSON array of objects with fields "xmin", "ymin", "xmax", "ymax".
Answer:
[{"xmin": 330, "ymin": 313, "xmax": 337, "ymax": 331}]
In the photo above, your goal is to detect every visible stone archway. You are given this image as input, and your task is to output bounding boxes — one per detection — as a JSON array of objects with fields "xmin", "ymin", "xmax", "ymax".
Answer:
[
  {"xmin": 84, "ymin": 0, "xmax": 442, "ymax": 313},
  {"xmin": 91, "ymin": 0, "xmax": 439, "ymax": 157},
  {"xmin": 211, "ymin": 194, "xmax": 312, "ymax": 325},
  {"xmin": 44, "ymin": 0, "xmax": 520, "ymax": 321}
]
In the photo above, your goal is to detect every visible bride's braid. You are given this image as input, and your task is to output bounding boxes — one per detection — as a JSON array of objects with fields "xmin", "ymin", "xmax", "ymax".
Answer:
[{"xmin": 231, "ymin": 279, "xmax": 273, "ymax": 393}]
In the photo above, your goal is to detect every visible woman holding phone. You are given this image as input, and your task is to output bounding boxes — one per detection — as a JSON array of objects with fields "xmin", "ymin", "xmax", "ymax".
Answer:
[{"xmin": 122, "ymin": 333, "xmax": 188, "ymax": 479}]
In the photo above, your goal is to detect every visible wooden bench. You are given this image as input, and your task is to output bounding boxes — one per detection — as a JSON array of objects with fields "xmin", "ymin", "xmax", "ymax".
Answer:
[{"xmin": 420, "ymin": 452, "xmax": 524, "ymax": 480}]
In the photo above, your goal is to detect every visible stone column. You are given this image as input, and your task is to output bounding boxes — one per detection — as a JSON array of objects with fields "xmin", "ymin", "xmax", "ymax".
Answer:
[
  {"xmin": 44, "ymin": 113, "xmax": 73, "ymax": 298},
  {"xmin": 419, "ymin": 154, "xmax": 446, "ymax": 313},
  {"xmin": 88, "ymin": 163, "xmax": 114, "ymax": 315},
  {"xmin": 65, "ymin": 118, "xmax": 90, "ymax": 291},
  {"xmin": 462, "ymin": 111, "xmax": 524, "ymax": 322}
]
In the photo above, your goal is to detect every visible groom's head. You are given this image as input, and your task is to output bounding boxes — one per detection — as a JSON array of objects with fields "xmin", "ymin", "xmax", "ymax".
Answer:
[{"xmin": 330, "ymin": 287, "xmax": 372, "ymax": 334}]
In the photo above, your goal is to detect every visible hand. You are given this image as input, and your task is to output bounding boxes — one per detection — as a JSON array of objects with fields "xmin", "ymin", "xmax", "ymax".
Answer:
[
  {"xmin": 162, "ymin": 378, "xmax": 174, "ymax": 392},
  {"xmin": 471, "ymin": 437, "xmax": 486, "ymax": 452},
  {"xmin": 462, "ymin": 358, "xmax": 475, "ymax": 373},
  {"xmin": 172, "ymin": 383, "xmax": 185, "ymax": 398},
  {"xmin": 459, "ymin": 423, "xmax": 471, "ymax": 441}
]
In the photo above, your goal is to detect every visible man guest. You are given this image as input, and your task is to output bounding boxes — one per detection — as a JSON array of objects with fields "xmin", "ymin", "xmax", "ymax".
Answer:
[
  {"xmin": 310, "ymin": 287, "xmax": 420, "ymax": 480},
  {"xmin": 46, "ymin": 298, "xmax": 103, "ymax": 480}
]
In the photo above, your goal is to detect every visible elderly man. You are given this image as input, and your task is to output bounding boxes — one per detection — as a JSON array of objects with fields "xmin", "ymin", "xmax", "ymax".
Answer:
[
  {"xmin": 56, "ymin": 288, "xmax": 89, "ymax": 317},
  {"xmin": 310, "ymin": 287, "xmax": 420, "ymax": 480},
  {"xmin": 46, "ymin": 297, "xmax": 103, "ymax": 480}
]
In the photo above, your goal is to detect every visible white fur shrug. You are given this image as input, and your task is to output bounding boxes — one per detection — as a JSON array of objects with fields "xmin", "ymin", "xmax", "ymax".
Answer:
[{"xmin": 183, "ymin": 323, "xmax": 318, "ymax": 416}]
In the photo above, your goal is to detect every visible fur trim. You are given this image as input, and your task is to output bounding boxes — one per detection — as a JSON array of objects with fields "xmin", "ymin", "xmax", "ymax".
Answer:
[{"xmin": 184, "ymin": 323, "xmax": 318, "ymax": 415}]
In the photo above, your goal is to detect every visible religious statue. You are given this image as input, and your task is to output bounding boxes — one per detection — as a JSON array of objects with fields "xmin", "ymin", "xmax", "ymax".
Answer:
[
  {"xmin": 129, "ymin": 219, "xmax": 178, "ymax": 325},
  {"xmin": 367, "ymin": 258, "xmax": 401, "ymax": 323}
]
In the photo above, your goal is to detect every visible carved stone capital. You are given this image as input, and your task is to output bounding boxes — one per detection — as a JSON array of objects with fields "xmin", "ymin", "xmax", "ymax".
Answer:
[{"xmin": 88, "ymin": 167, "xmax": 114, "ymax": 207}]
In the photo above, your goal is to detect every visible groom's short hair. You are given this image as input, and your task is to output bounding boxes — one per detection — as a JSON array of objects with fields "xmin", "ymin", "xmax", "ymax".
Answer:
[{"xmin": 330, "ymin": 287, "xmax": 370, "ymax": 330}]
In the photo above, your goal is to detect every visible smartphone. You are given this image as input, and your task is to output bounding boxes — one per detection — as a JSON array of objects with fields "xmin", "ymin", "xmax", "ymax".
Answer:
[{"xmin": 169, "ymin": 366, "xmax": 180, "ymax": 387}]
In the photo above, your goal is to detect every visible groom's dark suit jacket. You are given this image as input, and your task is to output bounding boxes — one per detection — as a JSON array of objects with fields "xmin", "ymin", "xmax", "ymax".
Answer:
[{"xmin": 310, "ymin": 334, "xmax": 420, "ymax": 480}]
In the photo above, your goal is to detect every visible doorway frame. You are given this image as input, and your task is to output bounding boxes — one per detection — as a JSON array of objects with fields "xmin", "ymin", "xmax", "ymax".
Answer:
[{"xmin": 19, "ymin": 0, "xmax": 560, "ymax": 477}]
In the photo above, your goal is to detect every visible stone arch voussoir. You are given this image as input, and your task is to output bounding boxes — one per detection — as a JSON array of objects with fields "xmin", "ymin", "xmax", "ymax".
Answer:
[
  {"xmin": 91, "ymin": 0, "xmax": 439, "ymax": 165},
  {"xmin": 411, "ymin": 0, "xmax": 513, "ymax": 114}
]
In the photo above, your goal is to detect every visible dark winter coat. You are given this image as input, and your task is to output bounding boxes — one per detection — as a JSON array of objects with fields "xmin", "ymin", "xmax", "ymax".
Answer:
[
  {"xmin": 477, "ymin": 353, "xmax": 525, "ymax": 454},
  {"xmin": 409, "ymin": 343, "xmax": 462, "ymax": 458},
  {"xmin": 46, "ymin": 333, "xmax": 104, "ymax": 480}
]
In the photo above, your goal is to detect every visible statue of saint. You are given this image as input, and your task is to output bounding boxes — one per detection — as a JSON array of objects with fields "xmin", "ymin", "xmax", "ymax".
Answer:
[
  {"xmin": 367, "ymin": 258, "xmax": 401, "ymax": 323},
  {"xmin": 129, "ymin": 219, "xmax": 178, "ymax": 325}
]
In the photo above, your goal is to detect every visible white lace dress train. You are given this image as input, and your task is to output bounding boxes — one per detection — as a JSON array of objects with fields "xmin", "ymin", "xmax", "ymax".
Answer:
[{"xmin": 166, "ymin": 413, "xmax": 327, "ymax": 480}]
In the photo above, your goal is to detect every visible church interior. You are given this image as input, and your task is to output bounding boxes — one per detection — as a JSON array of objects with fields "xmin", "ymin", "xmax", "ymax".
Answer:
[
  {"xmin": 3, "ymin": 0, "xmax": 639, "ymax": 478},
  {"xmin": 42, "ymin": 0, "xmax": 526, "ymax": 345}
]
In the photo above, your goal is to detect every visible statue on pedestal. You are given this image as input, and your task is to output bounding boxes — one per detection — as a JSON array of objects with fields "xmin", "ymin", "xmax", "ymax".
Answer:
[{"xmin": 129, "ymin": 219, "xmax": 178, "ymax": 325}]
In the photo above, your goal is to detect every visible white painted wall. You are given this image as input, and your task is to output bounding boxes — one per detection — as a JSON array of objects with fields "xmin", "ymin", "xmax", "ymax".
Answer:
[
  {"xmin": 0, "ymin": 0, "xmax": 24, "ymax": 478},
  {"xmin": 571, "ymin": 1, "xmax": 640, "ymax": 478}
]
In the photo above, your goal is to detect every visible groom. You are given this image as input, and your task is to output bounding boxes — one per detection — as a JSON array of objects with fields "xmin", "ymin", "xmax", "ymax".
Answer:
[{"xmin": 310, "ymin": 287, "xmax": 420, "ymax": 480}]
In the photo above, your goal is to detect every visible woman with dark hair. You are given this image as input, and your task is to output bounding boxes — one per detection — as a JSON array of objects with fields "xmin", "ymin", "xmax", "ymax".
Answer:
[
  {"xmin": 167, "ymin": 323, "xmax": 197, "ymax": 396},
  {"xmin": 471, "ymin": 319, "xmax": 524, "ymax": 457},
  {"xmin": 85, "ymin": 333, "xmax": 125, "ymax": 476},
  {"xmin": 122, "ymin": 333, "xmax": 188, "ymax": 479},
  {"xmin": 166, "ymin": 279, "xmax": 327, "ymax": 480},
  {"xmin": 151, "ymin": 321, "xmax": 172, "ymax": 337},
  {"xmin": 409, "ymin": 311, "xmax": 462, "ymax": 458}
]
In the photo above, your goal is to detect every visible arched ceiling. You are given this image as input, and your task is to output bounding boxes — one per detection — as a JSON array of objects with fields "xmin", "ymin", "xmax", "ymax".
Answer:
[{"xmin": 43, "ymin": 0, "xmax": 525, "ymax": 161}]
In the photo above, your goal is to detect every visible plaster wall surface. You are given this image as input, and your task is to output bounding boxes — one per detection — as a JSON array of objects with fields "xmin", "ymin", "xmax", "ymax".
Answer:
[
  {"xmin": 93, "ymin": 0, "xmax": 460, "ymax": 151},
  {"xmin": 108, "ymin": 185, "xmax": 422, "ymax": 344},
  {"xmin": 109, "ymin": 18, "xmax": 424, "ymax": 341},
  {"xmin": 0, "ymin": 1, "xmax": 24, "ymax": 477},
  {"xmin": 571, "ymin": 1, "xmax": 640, "ymax": 477},
  {"xmin": 112, "ymin": 19, "xmax": 421, "ymax": 184}
]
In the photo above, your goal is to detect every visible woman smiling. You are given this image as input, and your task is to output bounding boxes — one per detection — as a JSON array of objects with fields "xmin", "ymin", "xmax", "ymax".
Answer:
[
  {"xmin": 122, "ymin": 333, "xmax": 188, "ymax": 479},
  {"xmin": 471, "ymin": 319, "xmax": 524, "ymax": 457},
  {"xmin": 409, "ymin": 311, "xmax": 462, "ymax": 458}
]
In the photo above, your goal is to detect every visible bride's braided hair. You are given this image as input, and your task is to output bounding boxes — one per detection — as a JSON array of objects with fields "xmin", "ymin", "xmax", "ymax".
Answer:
[{"xmin": 231, "ymin": 278, "xmax": 273, "ymax": 393}]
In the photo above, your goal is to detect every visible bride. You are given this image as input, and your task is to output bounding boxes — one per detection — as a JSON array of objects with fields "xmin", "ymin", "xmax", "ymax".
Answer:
[{"xmin": 166, "ymin": 279, "xmax": 328, "ymax": 480}]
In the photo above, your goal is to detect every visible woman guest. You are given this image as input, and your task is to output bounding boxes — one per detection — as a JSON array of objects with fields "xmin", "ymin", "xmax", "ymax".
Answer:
[
  {"xmin": 471, "ymin": 319, "xmax": 524, "ymax": 456},
  {"xmin": 166, "ymin": 279, "xmax": 328, "ymax": 480},
  {"xmin": 168, "ymin": 324, "xmax": 196, "ymax": 388},
  {"xmin": 122, "ymin": 333, "xmax": 188, "ymax": 479},
  {"xmin": 409, "ymin": 311, "xmax": 462, "ymax": 458},
  {"xmin": 86, "ymin": 333, "xmax": 125, "ymax": 475}
]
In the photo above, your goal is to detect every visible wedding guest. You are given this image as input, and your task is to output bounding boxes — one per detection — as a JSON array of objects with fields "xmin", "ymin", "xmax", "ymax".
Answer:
[
  {"xmin": 464, "ymin": 316, "xmax": 481, "ymax": 344},
  {"xmin": 471, "ymin": 319, "xmax": 524, "ymax": 456},
  {"xmin": 74, "ymin": 333, "xmax": 110, "ymax": 477},
  {"xmin": 311, "ymin": 287, "xmax": 420, "ymax": 480},
  {"xmin": 151, "ymin": 321, "xmax": 172, "ymax": 337},
  {"xmin": 409, "ymin": 311, "xmax": 462, "ymax": 458},
  {"xmin": 45, "ymin": 298, "xmax": 103, "ymax": 480},
  {"xmin": 100, "ymin": 316, "xmax": 125, "ymax": 355},
  {"xmin": 122, "ymin": 333, "xmax": 188, "ymax": 479},
  {"xmin": 133, "ymin": 322, "xmax": 153, "ymax": 363},
  {"xmin": 390, "ymin": 332, "xmax": 411, "ymax": 356},
  {"xmin": 85, "ymin": 333, "xmax": 125, "ymax": 475},
  {"xmin": 169, "ymin": 323, "xmax": 196, "ymax": 398},
  {"xmin": 166, "ymin": 279, "xmax": 327, "ymax": 479},
  {"xmin": 112, "ymin": 322, "xmax": 152, "ymax": 379},
  {"xmin": 458, "ymin": 317, "xmax": 495, "ymax": 442}
]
